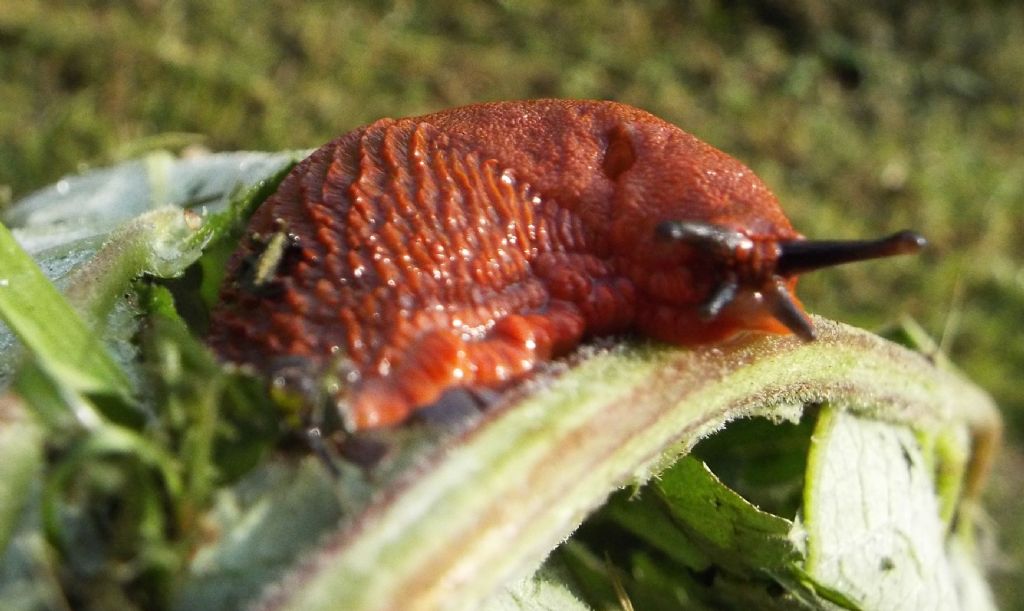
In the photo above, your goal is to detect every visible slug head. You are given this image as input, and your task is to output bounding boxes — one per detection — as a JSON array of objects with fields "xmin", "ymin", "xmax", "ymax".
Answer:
[
  {"xmin": 652, "ymin": 222, "xmax": 927, "ymax": 341},
  {"xmin": 603, "ymin": 120, "xmax": 927, "ymax": 343}
]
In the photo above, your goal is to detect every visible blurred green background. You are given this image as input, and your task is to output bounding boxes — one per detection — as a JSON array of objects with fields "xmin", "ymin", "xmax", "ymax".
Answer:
[{"xmin": 1, "ymin": 0, "xmax": 1021, "ymax": 606}]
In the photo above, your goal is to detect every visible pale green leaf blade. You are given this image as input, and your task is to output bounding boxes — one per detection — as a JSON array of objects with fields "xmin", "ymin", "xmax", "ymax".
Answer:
[
  {"xmin": 802, "ymin": 405, "xmax": 994, "ymax": 611},
  {"xmin": 481, "ymin": 568, "xmax": 593, "ymax": 611},
  {"xmin": 174, "ymin": 459, "xmax": 344, "ymax": 611},
  {"xmin": 250, "ymin": 320, "xmax": 997, "ymax": 611}
]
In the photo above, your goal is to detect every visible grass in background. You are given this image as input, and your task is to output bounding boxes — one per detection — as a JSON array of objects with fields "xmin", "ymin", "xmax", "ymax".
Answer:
[{"xmin": 2, "ymin": 0, "xmax": 1022, "ymax": 605}]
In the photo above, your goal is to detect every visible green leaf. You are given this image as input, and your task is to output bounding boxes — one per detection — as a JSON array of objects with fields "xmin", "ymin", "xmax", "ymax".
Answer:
[
  {"xmin": 600, "ymin": 485, "xmax": 712, "ymax": 572},
  {"xmin": 0, "ymin": 151, "xmax": 301, "ymax": 389},
  {"xmin": 173, "ymin": 459, "xmax": 344, "ymax": 611},
  {"xmin": 481, "ymin": 565, "xmax": 593, "ymax": 611},
  {"xmin": 802, "ymin": 405, "xmax": 995, "ymax": 611},
  {"xmin": 654, "ymin": 457, "xmax": 797, "ymax": 574},
  {"xmin": 5, "ymin": 151, "xmax": 303, "ymax": 256},
  {"xmin": 247, "ymin": 321, "xmax": 998, "ymax": 611},
  {"xmin": 589, "ymin": 452, "xmax": 826, "ymax": 610}
]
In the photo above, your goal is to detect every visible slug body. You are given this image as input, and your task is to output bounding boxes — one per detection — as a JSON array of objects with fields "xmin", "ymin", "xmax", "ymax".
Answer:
[{"xmin": 208, "ymin": 99, "xmax": 925, "ymax": 429}]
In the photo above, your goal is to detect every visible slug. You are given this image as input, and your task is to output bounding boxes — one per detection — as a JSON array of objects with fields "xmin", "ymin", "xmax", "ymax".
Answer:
[{"xmin": 208, "ymin": 99, "xmax": 925, "ymax": 430}]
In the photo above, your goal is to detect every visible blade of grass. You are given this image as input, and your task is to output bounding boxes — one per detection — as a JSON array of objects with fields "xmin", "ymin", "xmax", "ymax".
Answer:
[
  {"xmin": 0, "ymin": 222, "xmax": 130, "ymax": 399},
  {"xmin": 0, "ymin": 394, "xmax": 43, "ymax": 554}
]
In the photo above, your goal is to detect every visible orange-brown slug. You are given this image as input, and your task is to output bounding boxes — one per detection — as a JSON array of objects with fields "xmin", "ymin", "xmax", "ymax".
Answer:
[{"xmin": 208, "ymin": 99, "xmax": 925, "ymax": 429}]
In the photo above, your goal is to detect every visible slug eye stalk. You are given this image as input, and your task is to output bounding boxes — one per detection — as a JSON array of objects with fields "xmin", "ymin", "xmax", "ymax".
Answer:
[{"xmin": 776, "ymin": 230, "xmax": 928, "ymax": 276}]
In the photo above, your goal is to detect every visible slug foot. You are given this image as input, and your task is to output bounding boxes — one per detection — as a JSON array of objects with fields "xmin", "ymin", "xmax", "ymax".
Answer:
[{"xmin": 340, "ymin": 305, "xmax": 586, "ymax": 431}]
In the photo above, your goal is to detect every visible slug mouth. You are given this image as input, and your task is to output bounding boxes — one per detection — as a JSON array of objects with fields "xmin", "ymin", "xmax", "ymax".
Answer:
[{"xmin": 655, "ymin": 221, "xmax": 928, "ymax": 341}]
